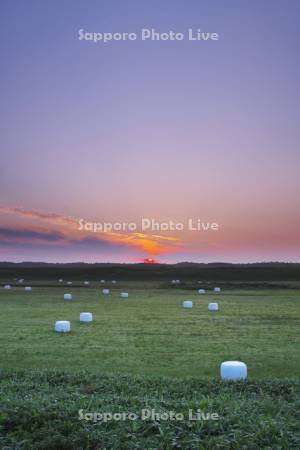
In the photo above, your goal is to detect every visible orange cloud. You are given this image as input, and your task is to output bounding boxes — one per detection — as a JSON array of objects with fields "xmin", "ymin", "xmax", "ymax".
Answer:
[{"xmin": 0, "ymin": 206, "xmax": 182, "ymax": 256}]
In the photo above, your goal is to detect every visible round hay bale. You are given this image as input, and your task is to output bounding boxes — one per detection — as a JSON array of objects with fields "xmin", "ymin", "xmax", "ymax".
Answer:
[
  {"xmin": 80, "ymin": 312, "xmax": 93, "ymax": 323},
  {"xmin": 102, "ymin": 289, "xmax": 110, "ymax": 295},
  {"xmin": 120, "ymin": 292, "xmax": 129, "ymax": 299},
  {"xmin": 64, "ymin": 293, "xmax": 72, "ymax": 300},
  {"xmin": 24, "ymin": 286, "xmax": 32, "ymax": 292},
  {"xmin": 198, "ymin": 289, "xmax": 206, "ymax": 294},
  {"xmin": 111, "ymin": 280, "xmax": 116, "ymax": 284},
  {"xmin": 58, "ymin": 279, "xmax": 63, "ymax": 283},
  {"xmin": 100, "ymin": 280, "xmax": 105, "ymax": 283},
  {"xmin": 220, "ymin": 361, "xmax": 247, "ymax": 381},
  {"xmin": 208, "ymin": 302, "xmax": 218, "ymax": 311},
  {"xmin": 55, "ymin": 321, "xmax": 71, "ymax": 333},
  {"xmin": 4, "ymin": 284, "xmax": 11, "ymax": 289},
  {"xmin": 84, "ymin": 281, "xmax": 90, "ymax": 285},
  {"xmin": 182, "ymin": 300, "xmax": 193, "ymax": 308},
  {"xmin": 67, "ymin": 281, "xmax": 72, "ymax": 285},
  {"xmin": 214, "ymin": 287, "xmax": 221, "ymax": 292},
  {"xmin": 18, "ymin": 279, "xmax": 24, "ymax": 284}
]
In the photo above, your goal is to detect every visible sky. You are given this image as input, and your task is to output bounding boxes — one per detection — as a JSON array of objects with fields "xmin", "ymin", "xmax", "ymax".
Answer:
[{"xmin": 0, "ymin": 0, "xmax": 299, "ymax": 263}]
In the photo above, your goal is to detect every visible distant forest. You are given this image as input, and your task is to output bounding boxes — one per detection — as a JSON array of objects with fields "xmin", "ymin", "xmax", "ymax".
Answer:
[{"xmin": 0, "ymin": 262, "xmax": 299, "ymax": 283}]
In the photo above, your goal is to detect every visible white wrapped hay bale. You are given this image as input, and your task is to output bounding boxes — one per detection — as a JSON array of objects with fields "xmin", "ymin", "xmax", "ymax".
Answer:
[
  {"xmin": 120, "ymin": 292, "xmax": 129, "ymax": 299},
  {"xmin": 100, "ymin": 280, "xmax": 105, "ymax": 283},
  {"xmin": 84, "ymin": 281, "xmax": 90, "ymax": 285},
  {"xmin": 24, "ymin": 286, "xmax": 32, "ymax": 291},
  {"xmin": 214, "ymin": 287, "xmax": 221, "ymax": 292},
  {"xmin": 64, "ymin": 293, "xmax": 72, "ymax": 300},
  {"xmin": 182, "ymin": 300, "xmax": 193, "ymax": 308},
  {"xmin": 208, "ymin": 302, "xmax": 219, "ymax": 311},
  {"xmin": 58, "ymin": 279, "xmax": 63, "ymax": 283},
  {"xmin": 67, "ymin": 281, "xmax": 72, "ymax": 285},
  {"xmin": 111, "ymin": 280, "xmax": 116, "ymax": 284},
  {"xmin": 220, "ymin": 361, "xmax": 247, "ymax": 381},
  {"xmin": 4, "ymin": 284, "xmax": 11, "ymax": 289},
  {"xmin": 55, "ymin": 321, "xmax": 71, "ymax": 333},
  {"xmin": 18, "ymin": 279, "xmax": 24, "ymax": 284},
  {"xmin": 102, "ymin": 289, "xmax": 110, "ymax": 295},
  {"xmin": 171, "ymin": 280, "xmax": 176, "ymax": 284},
  {"xmin": 80, "ymin": 312, "xmax": 93, "ymax": 323},
  {"xmin": 175, "ymin": 279, "xmax": 181, "ymax": 284},
  {"xmin": 198, "ymin": 289, "xmax": 206, "ymax": 294}
]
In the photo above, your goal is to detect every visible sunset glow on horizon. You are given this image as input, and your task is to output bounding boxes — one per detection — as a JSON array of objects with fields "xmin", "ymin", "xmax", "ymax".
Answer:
[{"xmin": 1, "ymin": 1, "xmax": 299, "ymax": 263}]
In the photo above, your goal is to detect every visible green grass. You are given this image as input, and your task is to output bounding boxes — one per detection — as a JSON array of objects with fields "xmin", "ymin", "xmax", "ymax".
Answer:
[
  {"xmin": 0, "ymin": 283, "xmax": 299, "ymax": 448},
  {"xmin": 0, "ymin": 283, "xmax": 299, "ymax": 377},
  {"xmin": 0, "ymin": 370, "xmax": 299, "ymax": 449}
]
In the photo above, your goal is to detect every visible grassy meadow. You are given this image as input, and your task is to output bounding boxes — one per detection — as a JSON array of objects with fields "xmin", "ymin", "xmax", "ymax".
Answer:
[
  {"xmin": 1, "ymin": 370, "xmax": 299, "ymax": 449},
  {"xmin": 0, "ymin": 275, "xmax": 299, "ymax": 448},
  {"xmin": 0, "ymin": 282, "xmax": 299, "ymax": 377}
]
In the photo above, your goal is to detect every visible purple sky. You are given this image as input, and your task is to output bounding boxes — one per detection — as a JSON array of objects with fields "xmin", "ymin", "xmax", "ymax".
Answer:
[{"xmin": 1, "ymin": 0, "xmax": 300, "ymax": 263}]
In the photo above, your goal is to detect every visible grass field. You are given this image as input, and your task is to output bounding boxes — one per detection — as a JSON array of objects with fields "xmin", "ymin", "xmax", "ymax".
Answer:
[
  {"xmin": 0, "ymin": 282, "xmax": 299, "ymax": 377},
  {"xmin": 1, "ymin": 370, "xmax": 299, "ymax": 449},
  {"xmin": 0, "ymin": 281, "xmax": 299, "ymax": 448}
]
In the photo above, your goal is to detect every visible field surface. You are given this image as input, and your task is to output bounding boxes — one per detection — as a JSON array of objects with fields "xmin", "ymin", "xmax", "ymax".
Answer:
[
  {"xmin": 0, "ymin": 370, "xmax": 299, "ymax": 449},
  {"xmin": 0, "ymin": 282, "xmax": 299, "ymax": 378}
]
